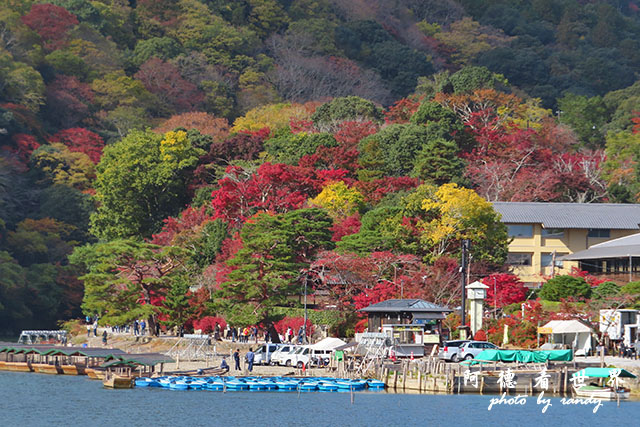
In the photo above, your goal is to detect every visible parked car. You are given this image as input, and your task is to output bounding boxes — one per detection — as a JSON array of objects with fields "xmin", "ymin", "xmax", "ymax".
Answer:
[
  {"xmin": 254, "ymin": 343, "xmax": 286, "ymax": 365},
  {"xmin": 290, "ymin": 346, "xmax": 311, "ymax": 368},
  {"xmin": 438, "ymin": 340, "xmax": 470, "ymax": 362},
  {"xmin": 270, "ymin": 344, "xmax": 299, "ymax": 366},
  {"xmin": 458, "ymin": 341, "xmax": 499, "ymax": 360}
]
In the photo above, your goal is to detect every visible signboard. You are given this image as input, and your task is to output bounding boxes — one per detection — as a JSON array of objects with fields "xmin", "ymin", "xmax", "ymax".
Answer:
[
  {"xmin": 537, "ymin": 327, "xmax": 553, "ymax": 334},
  {"xmin": 423, "ymin": 334, "xmax": 440, "ymax": 344}
]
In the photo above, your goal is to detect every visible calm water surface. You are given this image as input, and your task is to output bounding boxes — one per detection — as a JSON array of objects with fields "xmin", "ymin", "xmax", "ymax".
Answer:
[{"xmin": 0, "ymin": 372, "xmax": 637, "ymax": 426}]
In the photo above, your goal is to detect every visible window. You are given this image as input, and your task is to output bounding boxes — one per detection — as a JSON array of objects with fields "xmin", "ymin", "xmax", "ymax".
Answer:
[
  {"xmin": 507, "ymin": 224, "xmax": 533, "ymax": 238},
  {"xmin": 542, "ymin": 228, "xmax": 564, "ymax": 238},
  {"xmin": 588, "ymin": 229, "xmax": 610, "ymax": 238},
  {"xmin": 541, "ymin": 253, "xmax": 565, "ymax": 267},
  {"xmin": 507, "ymin": 253, "xmax": 532, "ymax": 266}
]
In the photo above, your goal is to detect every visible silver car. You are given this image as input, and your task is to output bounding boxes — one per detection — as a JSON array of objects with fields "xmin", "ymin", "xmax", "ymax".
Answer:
[
  {"xmin": 437, "ymin": 340, "xmax": 470, "ymax": 362},
  {"xmin": 457, "ymin": 341, "xmax": 499, "ymax": 360}
]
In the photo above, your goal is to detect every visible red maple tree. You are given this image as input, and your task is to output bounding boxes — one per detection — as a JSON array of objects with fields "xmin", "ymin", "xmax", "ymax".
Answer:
[
  {"xmin": 49, "ymin": 128, "xmax": 105, "ymax": 164},
  {"xmin": 481, "ymin": 273, "xmax": 528, "ymax": 308},
  {"xmin": 21, "ymin": 4, "xmax": 78, "ymax": 50}
]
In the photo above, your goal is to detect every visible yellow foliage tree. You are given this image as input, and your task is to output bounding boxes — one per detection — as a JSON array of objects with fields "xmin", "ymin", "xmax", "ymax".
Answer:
[
  {"xmin": 231, "ymin": 102, "xmax": 317, "ymax": 133},
  {"xmin": 434, "ymin": 18, "xmax": 514, "ymax": 66},
  {"xmin": 309, "ymin": 181, "xmax": 364, "ymax": 220},
  {"xmin": 31, "ymin": 143, "xmax": 95, "ymax": 191},
  {"xmin": 418, "ymin": 183, "xmax": 508, "ymax": 263},
  {"xmin": 160, "ymin": 130, "xmax": 190, "ymax": 163}
]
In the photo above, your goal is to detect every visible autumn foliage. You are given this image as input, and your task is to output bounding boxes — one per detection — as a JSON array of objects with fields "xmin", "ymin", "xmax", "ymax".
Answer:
[
  {"xmin": 49, "ymin": 128, "xmax": 105, "ymax": 164},
  {"xmin": 21, "ymin": 4, "xmax": 78, "ymax": 50}
]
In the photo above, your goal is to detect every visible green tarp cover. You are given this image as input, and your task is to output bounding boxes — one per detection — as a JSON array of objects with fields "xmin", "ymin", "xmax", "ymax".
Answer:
[
  {"xmin": 572, "ymin": 368, "xmax": 637, "ymax": 378},
  {"xmin": 470, "ymin": 349, "xmax": 573, "ymax": 363}
]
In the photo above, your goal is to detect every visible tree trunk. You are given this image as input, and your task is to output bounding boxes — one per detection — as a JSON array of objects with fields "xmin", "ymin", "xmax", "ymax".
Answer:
[
  {"xmin": 268, "ymin": 323, "xmax": 281, "ymax": 344},
  {"xmin": 148, "ymin": 315, "xmax": 157, "ymax": 337}
]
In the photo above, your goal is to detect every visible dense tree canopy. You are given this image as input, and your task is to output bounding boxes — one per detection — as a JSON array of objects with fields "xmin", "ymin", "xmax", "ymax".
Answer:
[{"xmin": 3, "ymin": 0, "xmax": 640, "ymax": 335}]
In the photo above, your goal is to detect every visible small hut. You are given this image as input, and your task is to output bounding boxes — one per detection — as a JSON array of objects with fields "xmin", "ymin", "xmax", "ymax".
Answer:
[{"xmin": 359, "ymin": 299, "xmax": 452, "ymax": 356}]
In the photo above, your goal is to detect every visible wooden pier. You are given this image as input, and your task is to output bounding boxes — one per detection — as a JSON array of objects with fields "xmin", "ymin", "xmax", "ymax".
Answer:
[{"xmin": 377, "ymin": 356, "xmax": 583, "ymax": 395}]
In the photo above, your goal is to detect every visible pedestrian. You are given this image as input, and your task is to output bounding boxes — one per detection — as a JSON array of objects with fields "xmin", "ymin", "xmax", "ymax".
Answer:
[
  {"xmin": 251, "ymin": 326, "xmax": 258, "ymax": 344},
  {"xmin": 220, "ymin": 357, "xmax": 229, "ymax": 372},
  {"xmin": 232, "ymin": 327, "xmax": 237, "ymax": 342},
  {"xmin": 286, "ymin": 327, "xmax": 293, "ymax": 343},
  {"xmin": 297, "ymin": 326, "xmax": 304, "ymax": 344},
  {"xmin": 140, "ymin": 319, "xmax": 146, "ymax": 335},
  {"xmin": 214, "ymin": 323, "xmax": 221, "ymax": 341},
  {"xmin": 102, "ymin": 330, "xmax": 108, "ymax": 346},
  {"xmin": 246, "ymin": 348, "xmax": 255, "ymax": 372},
  {"xmin": 92, "ymin": 320, "xmax": 98, "ymax": 337},
  {"xmin": 233, "ymin": 348, "xmax": 241, "ymax": 371},
  {"xmin": 133, "ymin": 320, "xmax": 139, "ymax": 336},
  {"xmin": 86, "ymin": 324, "xmax": 91, "ymax": 337}
]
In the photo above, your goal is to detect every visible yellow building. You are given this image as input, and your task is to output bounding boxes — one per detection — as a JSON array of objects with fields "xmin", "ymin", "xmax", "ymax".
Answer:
[{"xmin": 492, "ymin": 202, "xmax": 640, "ymax": 286}]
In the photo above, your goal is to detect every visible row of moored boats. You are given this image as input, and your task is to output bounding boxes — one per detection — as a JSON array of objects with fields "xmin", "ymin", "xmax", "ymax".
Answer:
[{"xmin": 135, "ymin": 376, "xmax": 385, "ymax": 392}]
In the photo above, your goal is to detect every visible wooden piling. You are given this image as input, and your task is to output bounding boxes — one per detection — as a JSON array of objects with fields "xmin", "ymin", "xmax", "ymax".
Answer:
[{"xmin": 402, "ymin": 362, "xmax": 408, "ymax": 391}]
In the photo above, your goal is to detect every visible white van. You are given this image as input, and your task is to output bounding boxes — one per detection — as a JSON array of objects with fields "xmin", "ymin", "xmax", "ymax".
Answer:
[
  {"xmin": 270, "ymin": 344, "xmax": 299, "ymax": 366},
  {"xmin": 254, "ymin": 343, "xmax": 285, "ymax": 365}
]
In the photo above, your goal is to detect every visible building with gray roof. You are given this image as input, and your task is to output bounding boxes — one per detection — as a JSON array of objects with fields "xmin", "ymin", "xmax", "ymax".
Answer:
[{"xmin": 491, "ymin": 202, "xmax": 640, "ymax": 285}]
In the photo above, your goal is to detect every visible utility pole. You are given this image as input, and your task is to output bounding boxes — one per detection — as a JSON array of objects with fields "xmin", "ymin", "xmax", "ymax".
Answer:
[
  {"xmin": 460, "ymin": 239, "xmax": 470, "ymax": 330},
  {"xmin": 303, "ymin": 273, "xmax": 308, "ymax": 344}
]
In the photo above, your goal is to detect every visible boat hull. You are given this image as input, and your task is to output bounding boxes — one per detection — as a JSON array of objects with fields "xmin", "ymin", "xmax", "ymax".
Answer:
[
  {"xmin": 32, "ymin": 364, "xmax": 60, "ymax": 374},
  {"xmin": 103, "ymin": 376, "xmax": 134, "ymax": 389},
  {"xmin": 575, "ymin": 386, "xmax": 630, "ymax": 400}
]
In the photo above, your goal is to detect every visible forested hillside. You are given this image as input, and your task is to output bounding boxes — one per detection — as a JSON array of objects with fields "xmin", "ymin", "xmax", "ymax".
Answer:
[{"xmin": 2, "ymin": 0, "xmax": 640, "ymax": 334}]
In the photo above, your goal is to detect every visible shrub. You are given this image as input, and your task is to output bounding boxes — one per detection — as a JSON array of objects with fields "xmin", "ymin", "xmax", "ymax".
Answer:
[
  {"xmin": 592, "ymin": 281, "xmax": 621, "ymax": 299},
  {"xmin": 193, "ymin": 316, "xmax": 227, "ymax": 333},
  {"xmin": 539, "ymin": 275, "xmax": 591, "ymax": 301}
]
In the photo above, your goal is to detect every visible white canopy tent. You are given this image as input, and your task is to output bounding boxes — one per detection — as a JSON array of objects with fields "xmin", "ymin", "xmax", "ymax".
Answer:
[
  {"xmin": 540, "ymin": 320, "xmax": 593, "ymax": 356},
  {"xmin": 309, "ymin": 337, "xmax": 347, "ymax": 351}
]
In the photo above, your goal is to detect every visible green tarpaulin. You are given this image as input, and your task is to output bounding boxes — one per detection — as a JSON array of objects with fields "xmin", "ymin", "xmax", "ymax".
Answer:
[
  {"xmin": 467, "ymin": 349, "xmax": 573, "ymax": 363},
  {"xmin": 572, "ymin": 368, "xmax": 636, "ymax": 379}
]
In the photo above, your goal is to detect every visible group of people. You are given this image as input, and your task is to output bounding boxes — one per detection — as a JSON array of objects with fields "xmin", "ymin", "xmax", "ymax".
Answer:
[
  {"xmin": 217, "ymin": 325, "xmax": 260, "ymax": 343},
  {"xmin": 230, "ymin": 348, "xmax": 255, "ymax": 372},
  {"xmin": 618, "ymin": 340, "xmax": 640, "ymax": 359},
  {"xmin": 284, "ymin": 326, "xmax": 306, "ymax": 344}
]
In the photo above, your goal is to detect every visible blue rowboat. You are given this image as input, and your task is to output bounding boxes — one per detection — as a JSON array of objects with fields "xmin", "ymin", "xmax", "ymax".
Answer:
[
  {"xmin": 247, "ymin": 381, "xmax": 267, "ymax": 391},
  {"xmin": 170, "ymin": 381, "xmax": 189, "ymax": 390},
  {"xmin": 298, "ymin": 382, "xmax": 318, "ymax": 391},
  {"xmin": 135, "ymin": 378, "xmax": 152, "ymax": 387},
  {"xmin": 205, "ymin": 382, "xmax": 225, "ymax": 391},
  {"xmin": 225, "ymin": 380, "xmax": 249, "ymax": 390},
  {"xmin": 366, "ymin": 380, "xmax": 385, "ymax": 389},
  {"xmin": 318, "ymin": 383, "xmax": 338, "ymax": 392},
  {"xmin": 189, "ymin": 380, "xmax": 207, "ymax": 390},
  {"xmin": 274, "ymin": 381, "xmax": 297, "ymax": 391},
  {"xmin": 157, "ymin": 379, "xmax": 172, "ymax": 388}
]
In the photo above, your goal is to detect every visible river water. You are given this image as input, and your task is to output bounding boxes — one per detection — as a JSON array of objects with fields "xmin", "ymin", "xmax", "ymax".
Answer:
[{"xmin": 0, "ymin": 372, "xmax": 637, "ymax": 426}]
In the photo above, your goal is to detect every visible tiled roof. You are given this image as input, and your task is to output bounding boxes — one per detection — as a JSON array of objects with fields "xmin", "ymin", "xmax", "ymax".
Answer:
[
  {"xmin": 359, "ymin": 299, "xmax": 451, "ymax": 313},
  {"xmin": 561, "ymin": 232, "xmax": 640, "ymax": 260},
  {"xmin": 492, "ymin": 202, "xmax": 640, "ymax": 229}
]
